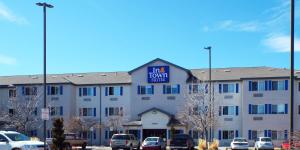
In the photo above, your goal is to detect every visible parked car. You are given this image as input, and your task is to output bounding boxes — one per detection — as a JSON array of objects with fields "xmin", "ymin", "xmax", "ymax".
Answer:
[
  {"xmin": 230, "ymin": 137, "xmax": 249, "ymax": 150},
  {"xmin": 170, "ymin": 134, "xmax": 194, "ymax": 150},
  {"xmin": 281, "ymin": 140, "xmax": 300, "ymax": 149},
  {"xmin": 0, "ymin": 130, "xmax": 49, "ymax": 150},
  {"xmin": 254, "ymin": 137, "xmax": 274, "ymax": 150},
  {"xmin": 142, "ymin": 137, "xmax": 166, "ymax": 150},
  {"xmin": 46, "ymin": 133, "xmax": 87, "ymax": 150},
  {"xmin": 110, "ymin": 134, "xmax": 140, "ymax": 150}
]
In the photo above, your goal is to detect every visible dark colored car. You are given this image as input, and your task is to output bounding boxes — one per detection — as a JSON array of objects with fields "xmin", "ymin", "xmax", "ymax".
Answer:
[{"xmin": 170, "ymin": 134, "xmax": 194, "ymax": 150}]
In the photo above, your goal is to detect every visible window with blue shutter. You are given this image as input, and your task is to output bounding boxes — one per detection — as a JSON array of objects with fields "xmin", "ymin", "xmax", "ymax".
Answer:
[
  {"xmin": 120, "ymin": 86, "xmax": 123, "ymax": 96},
  {"xmin": 22, "ymin": 86, "xmax": 25, "ymax": 95},
  {"xmin": 137, "ymin": 130, "xmax": 141, "ymax": 140},
  {"xmin": 137, "ymin": 86, "xmax": 140, "ymax": 94},
  {"xmin": 284, "ymin": 130, "xmax": 288, "ymax": 140},
  {"xmin": 248, "ymin": 130, "xmax": 252, "ymax": 140},
  {"xmin": 177, "ymin": 84, "xmax": 180, "ymax": 94},
  {"xmin": 93, "ymin": 87, "xmax": 96, "ymax": 96},
  {"xmin": 268, "ymin": 80, "xmax": 272, "ymax": 90},
  {"xmin": 268, "ymin": 130, "xmax": 271, "ymax": 137},
  {"xmin": 219, "ymin": 84, "xmax": 222, "ymax": 93},
  {"xmin": 79, "ymin": 88, "xmax": 82, "ymax": 96},
  {"xmin": 249, "ymin": 81, "xmax": 252, "ymax": 91},
  {"xmin": 60, "ymin": 86, "xmax": 63, "ymax": 95},
  {"xmin": 236, "ymin": 83, "xmax": 239, "ymax": 93},
  {"xmin": 47, "ymin": 130, "xmax": 50, "ymax": 138},
  {"xmin": 236, "ymin": 106, "xmax": 239, "ymax": 116},
  {"xmin": 264, "ymin": 130, "xmax": 267, "ymax": 137},
  {"xmin": 105, "ymin": 87, "xmax": 108, "ymax": 96},
  {"xmin": 189, "ymin": 85, "xmax": 192, "ymax": 94},
  {"xmin": 47, "ymin": 86, "xmax": 50, "ymax": 95},
  {"xmin": 189, "ymin": 130, "xmax": 192, "ymax": 136},
  {"xmin": 249, "ymin": 104, "xmax": 252, "ymax": 114},
  {"xmin": 168, "ymin": 130, "xmax": 170, "ymax": 139},
  {"xmin": 94, "ymin": 108, "xmax": 96, "ymax": 116},
  {"xmin": 60, "ymin": 106, "xmax": 63, "ymax": 116},
  {"xmin": 105, "ymin": 130, "xmax": 108, "ymax": 139},
  {"xmin": 285, "ymin": 104, "xmax": 288, "ymax": 114},
  {"xmin": 265, "ymin": 80, "xmax": 268, "ymax": 91},
  {"xmin": 285, "ymin": 80, "xmax": 288, "ymax": 90},
  {"xmin": 93, "ymin": 131, "xmax": 96, "ymax": 139},
  {"xmin": 218, "ymin": 130, "xmax": 221, "ymax": 140},
  {"xmin": 163, "ymin": 85, "xmax": 166, "ymax": 94},
  {"xmin": 268, "ymin": 104, "xmax": 272, "ymax": 114}
]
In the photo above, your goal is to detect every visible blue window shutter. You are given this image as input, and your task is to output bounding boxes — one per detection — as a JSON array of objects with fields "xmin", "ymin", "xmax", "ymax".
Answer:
[
  {"xmin": 47, "ymin": 130, "xmax": 50, "ymax": 138},
  {"xmin": 137, "ymin": 130, "xmax": 140, "ymax": 140},
  {"xmin": 151, "ymin": 85, "xmax": 154, "ymax": 94},
  {"xmin": 137, "ymin": 86, "xmax": 140, "ymax": 94},
  {"xmin": 163, "ymin": 85, "xmax": 166, "ymax": 94},
  {"xmin": 265, "ymin": 80, "xmax": 268, "ymax": 91},
  {"xmin": 269, "ymin": 80, "xmax": 272, "ymax": 90},
  {"xmin": 189, "ymin": 85, "xmax": 192, "ymax": 94},
  {"xmin": 105, "ymin": 108, "xmax": 108, "ymax": 117},
  {"xmin": 60, "ymin": 106, "xmax": 63, "ymax": 116},
  {"xmin": 22, "ymin": 86, "xmax": 25, "ymax": 95},
  {"xmin": 235, "ymin": 130, "xmax": 239, "ymax": 138},
  {"xmin": 284, "ymin": 130, "xmax": 288, "ymax": 140},
  {"xmin": 120, "ymin": 86, "xmax": 123, "ymax": 96},
  {"xmin": 219, "ymin": 106, "xmax": 222, "ymax": 116},
  {"xmin": 249, "ymin": 81, "xmax": 252, "ymax": 91},
  {"xmin": 94, "ymin": 108, "xmax": 96, "ymax": 116},
  {"xmin": 219, "ymin": 84, "xmax": 222, "ymax": 93},
  {"xmin": 268, "ymin": 130, "xmax": 271, "ymax": 137},
  {"xmin": 60, "ymin": 85, "xmax": 63, "ymax": 95},
  {"xmin": 249, "ymin": 104, "xmax": 252, "ymax": 114},
  {"xmin": 47, "ymin": 86, "xmax": 50, "ymax": 95},
  {"xmin": 105, "ymin": 130, "xmax": 108, "ymax": 139},
  {"xmin": 268, "ymin": 104, "xmax": 272, "ymax": 114},
  {"xmin": 168, "ymin": 130, "xmax": 170, "ymax": 139},
  {"xmin": 265, "ymin": 104, "xmax": 268, "ymax": 114},
  {"xmin": 189, "ymin": 130, "xmax": 192, "ymax": 136},
  {"xmin": 236, "ymin": 83, "xmax": 239, "ymax": 93},
  {"xmin": 264, "ymin": 130, "xmax": 267, "ymax": 137},
  {"xmin": 93, "ymin": 131, "xmax": 96, "ymax": 139},
  {"xmin": 79, "ymin": 88, "xmax": 82, "ymax": 96},
  {"xmin": 105, "ymin": 87, "xmax": 108, "ymax": 96},
  {"xmin": 236, "ymin": 106, "xmax": 239, "ymax": 116},
  {"xmin": 285, "ymin": 80, "xmax": 288, "ymax": 90},
  {"xmin": 177, "ymin": 84, "xmax": 180, "ymax": 94},
  {"xmin": 218, "ymin": 130, "xmax": 221, "ymax": 140},
  {"xmin": 93, "ymin": 87, "xmax": 96, "ymax": 96},
  {"xmin": 248, "ymin": 130, "xmax": 252, "ymax": 140},
  {"xmin": 285, "ymin": 104, "xmax": 288, "ymax": 114}
]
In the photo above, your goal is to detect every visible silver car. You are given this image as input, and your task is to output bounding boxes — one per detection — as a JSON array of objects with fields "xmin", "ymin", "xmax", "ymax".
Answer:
[
  {"xmin": 254, "ymin": 137, "xmax": 274, "ymax": 150},
  {"xmin": 230, "ymin": 138, "xmax": 249, "ymax": 150},
  {"xmin": 142, "ymin": 137, "xmax": 166, "ymax": 150},
  {"xmin": 110, "ymin": 134, "xmax": 140, "ymax": 150}
]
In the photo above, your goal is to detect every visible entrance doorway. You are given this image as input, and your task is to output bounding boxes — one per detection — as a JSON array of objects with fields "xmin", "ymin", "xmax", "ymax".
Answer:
[{"xmin": 143, "ymin": 129, "xmax": 167, "ymax": 140}]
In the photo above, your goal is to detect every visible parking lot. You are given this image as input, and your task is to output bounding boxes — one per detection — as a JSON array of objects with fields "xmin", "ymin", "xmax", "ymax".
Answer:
[{"xmin": 80, "ymin": 146, "xmax": 284, "ymax": 150}]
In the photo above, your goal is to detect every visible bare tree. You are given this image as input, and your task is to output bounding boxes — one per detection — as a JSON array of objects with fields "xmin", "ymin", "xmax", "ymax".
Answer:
[
  {"xmin": 65, "ymin": 117, "xmax": 101, "ymax": 136},
  {"xmin": 104, "ymin": 109, "xmax": 128, "ymax": 134},
  {"xmin": 177, "ymin": 81, "xmax": 218, "ymax": 141},
  {"xmin": 1, "ymin": 87, "xmax": 43, "ymax": 135}
]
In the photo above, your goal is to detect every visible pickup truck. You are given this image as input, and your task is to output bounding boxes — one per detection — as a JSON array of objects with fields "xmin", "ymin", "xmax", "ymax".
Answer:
[{"xmin": 47, "ymin": 133, "xmax": 87, "ymax": 150}]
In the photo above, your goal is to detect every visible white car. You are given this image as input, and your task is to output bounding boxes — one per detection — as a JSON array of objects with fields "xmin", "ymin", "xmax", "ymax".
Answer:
[
  {"xmin": 0, "ymin": 130, "xmax": 49, "ymax": 150},
  {"xmin": 230, "ymin": 137, "xmax": 249, "ymax": 150},
  {"xmin": 254, "ymin": 137, "xmax": 274, "ymax": 150}
]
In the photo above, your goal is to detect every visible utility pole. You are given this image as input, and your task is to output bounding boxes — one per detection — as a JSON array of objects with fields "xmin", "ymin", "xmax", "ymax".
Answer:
[{"xmin": 290, "ymin": 0, "xmax": 295, "ymax": 148}]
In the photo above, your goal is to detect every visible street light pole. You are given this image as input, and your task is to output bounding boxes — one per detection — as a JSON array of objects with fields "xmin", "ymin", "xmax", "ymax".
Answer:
[
  {"xmin": 36, "ymin": 2, "xmax": 53, "ymax": 150},
  {"xmin": 290, "ymin": 0, "xmax": 295, "ymax": 148},
  {"xmin": 204, "ymin": 46, "xmax": 212, "ymax": 142}
]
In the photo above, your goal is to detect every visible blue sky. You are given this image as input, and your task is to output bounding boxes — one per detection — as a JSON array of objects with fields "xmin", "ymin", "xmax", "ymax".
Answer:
[{"xmin": 0, "ymin": 0, "xmax": 299, "ymax": 76}]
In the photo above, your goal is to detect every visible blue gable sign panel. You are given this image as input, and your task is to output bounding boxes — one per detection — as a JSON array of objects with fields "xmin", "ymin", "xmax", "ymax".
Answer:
[{"xmin": 148, "ymin": 66, "xmax": 169, "ymax": 83}]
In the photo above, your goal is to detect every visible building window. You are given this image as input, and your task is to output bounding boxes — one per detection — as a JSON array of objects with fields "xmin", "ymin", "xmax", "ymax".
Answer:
[
  {"xmin": 107, "ymin": 107, "xmax": 123, "ymax": 116},
  {"xmin": 222, "ymin": 106, "xmax": 235, "ymax": 116},
  {"xmin": 163, "ymin": 84, "xmax": 180, "ymax": 94},
  {"xmin": 79, "ymin": 87, "xmax": 96, "ymax": 97},
  {"xmin": 47, "ymin": 86, "xmax": 62, "ymax": 95},
  {"xmin": 219, "ymin": 83, "xmax": 238, "ymax": 93},
  {"xmin": 249, "ymin": 80, "xmax": 288, "ymax": 91},
  {"xmin": 298, "ymin": 105, "xmax": 300, "ymax": 114},
  {"xmin": 138, "ymin": 85, "xmax": 154, "ymax": 95},
  {"xmin": 9, "ymin": 89, "xmax": 16, "ymax": 98},
  {"xmin": 271, "ymin": 130, "xmax": 277, "ymax": 140},
  {"xmin": 9, "ymin": 109, "xmax": 14, "ymax": 115},
  {"xmin": 222, "ymin": 130, "xmax": 234, "ymax": 140},
  {"xmin": 23, "ymin": 87, "xmax": 37, "ymax": 95},
  {"xmin": 79, "ymin": 108, "xmax": 96, "ymax": 117},
  {"xmin": 252, "ymin": 130, "xmax": 258, "ymax": 140},
  {"xmin": 250, "ymin": 105, "xmax": 264, "ymax": 114},
  {"xmin": 50, "ymin": 106, "xmax": 63, "ymax": 116},
  {"xmin": 105, "ymin": 86, "xmax": 122, "ymax": 96},
  {"xmin": 271, "ymin": 81, "xmax": 278, "ymax": 90}
]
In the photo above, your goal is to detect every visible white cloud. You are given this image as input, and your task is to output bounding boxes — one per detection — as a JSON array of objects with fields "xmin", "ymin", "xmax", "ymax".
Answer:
[
  {"xmin": 262, "ymin": 34, "xmax": 300, "ymax": 52},
  {"xmin": 0, "ymin": 2, "xmax": 28, "ymax": 24},
  {"xmin": 0, "ymin": 54, "xmax": 17, "ymax": 65},
  {"xmin": 203, "ymin": 20, "xmax": 260, "ymax": 32}
]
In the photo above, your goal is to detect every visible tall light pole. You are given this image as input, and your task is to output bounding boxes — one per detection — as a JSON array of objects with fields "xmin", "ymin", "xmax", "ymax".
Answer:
[
  {"xmin": 290, "ymin": 0, "xmax": 295, "ymax": 148},
  {"xmin": 204, "ymin": 46, "xmax": 212, "ymax": 142},
  {"xmin": 36, "ymin": 2, "xmax": 53, "ymax": 150}
]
